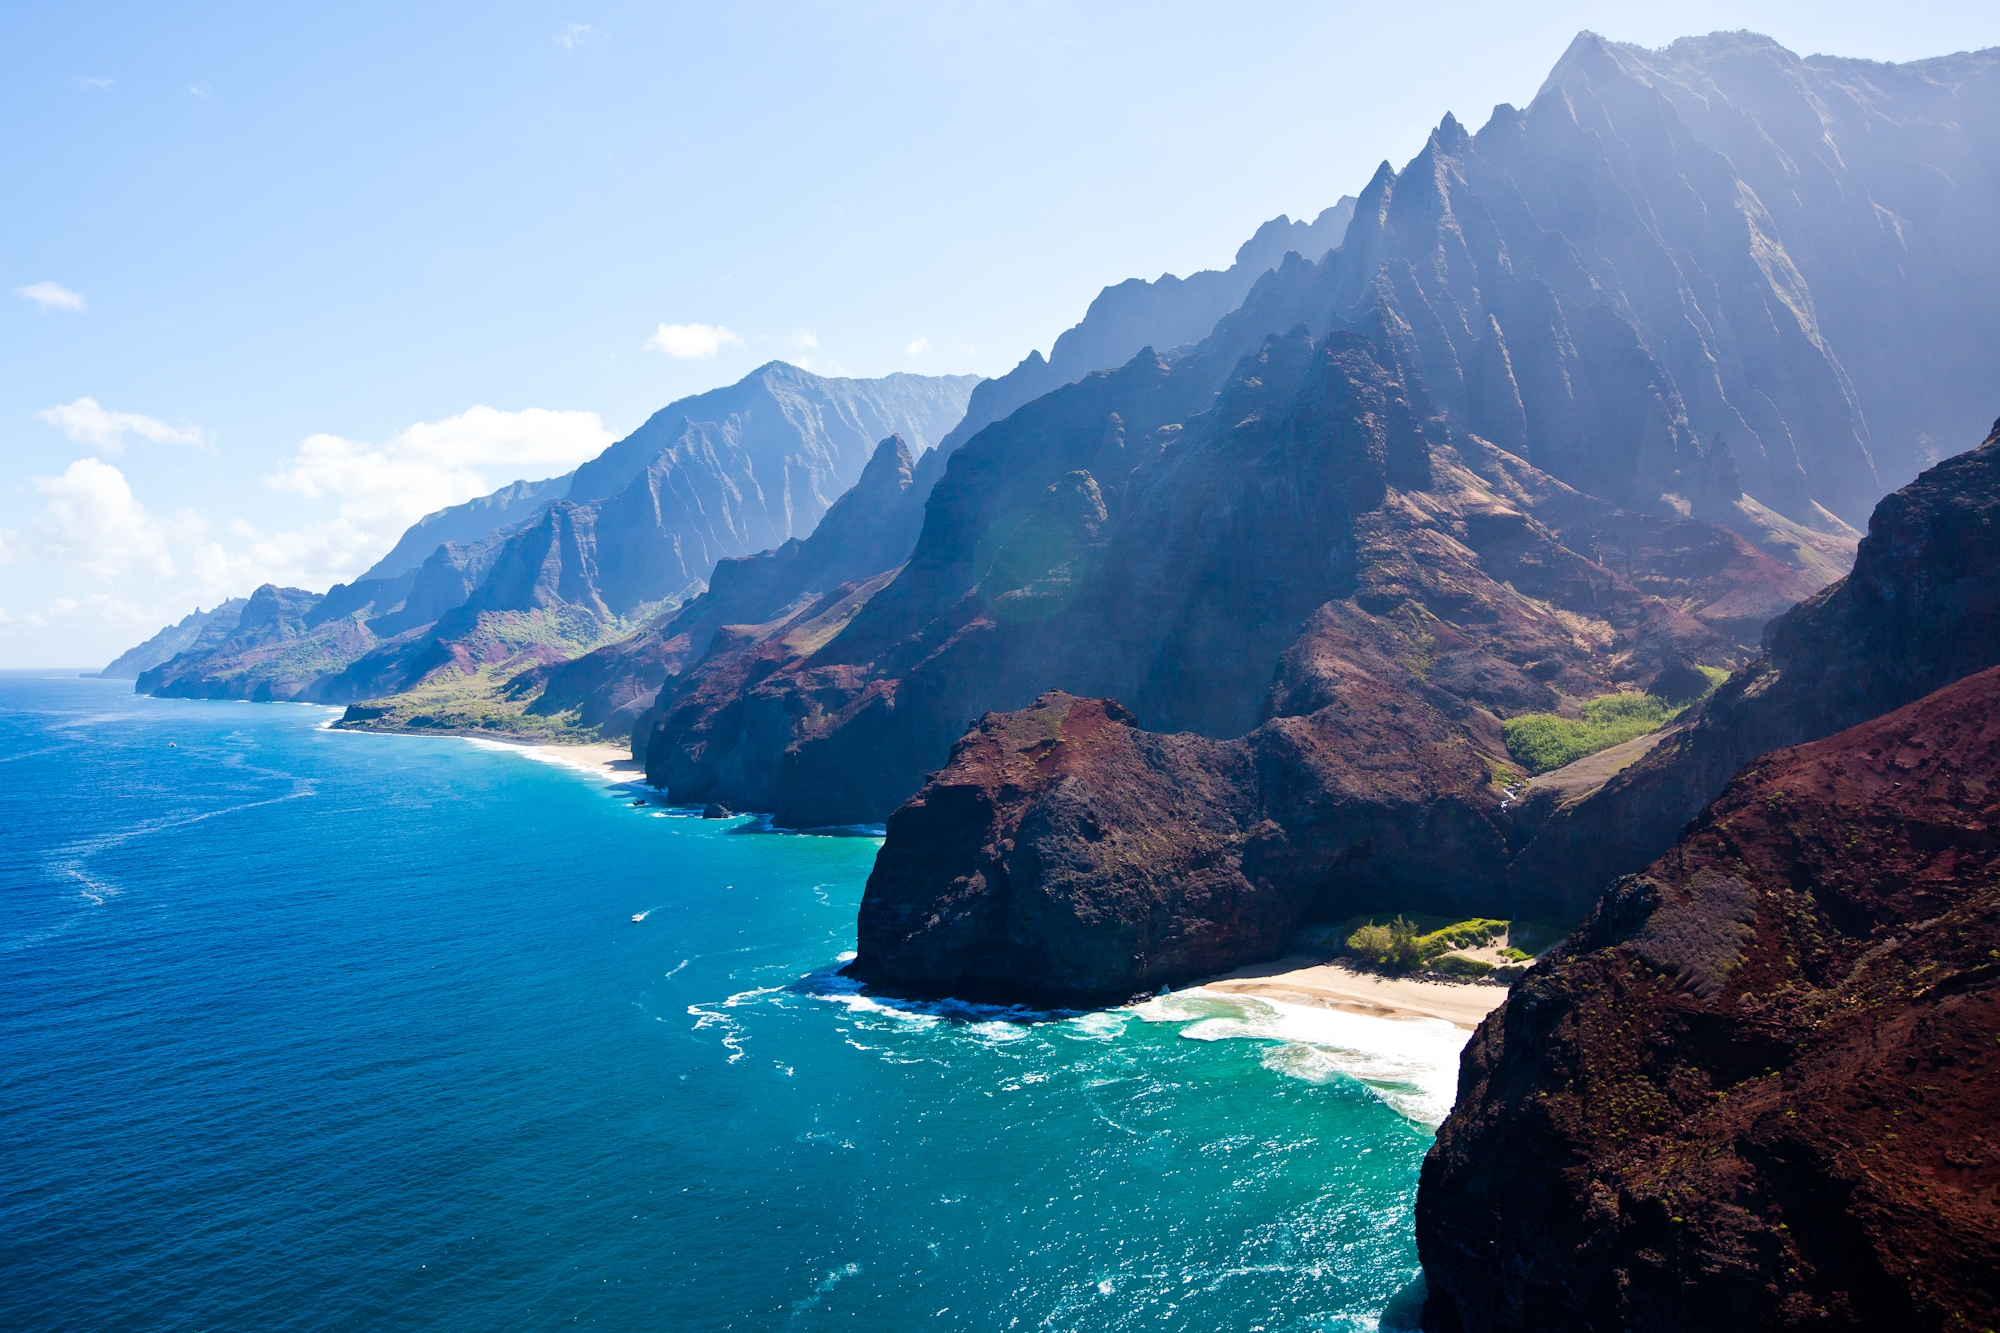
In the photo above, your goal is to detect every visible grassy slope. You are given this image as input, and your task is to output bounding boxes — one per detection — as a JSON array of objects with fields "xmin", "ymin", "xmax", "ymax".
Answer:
[
  {"xmin": 1500, "ymin": 667, "xmax": 1728, "ymax": 774},
  {"xmin": 337, "ymin": 607, "xmax": 645, "ymax": 742}
]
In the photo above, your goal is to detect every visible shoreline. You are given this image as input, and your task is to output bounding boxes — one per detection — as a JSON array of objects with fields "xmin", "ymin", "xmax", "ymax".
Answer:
[
  {"xmin": 1190, "ymin": 953, "xmax": 1509, "ymax": 1030},
  {"xmin": 460, "ymin": 736, "xmax": 646, "ymax": 784},
  {"xmin": 325, "ymin": 718, "xmax": 647, "ymax": 785}
]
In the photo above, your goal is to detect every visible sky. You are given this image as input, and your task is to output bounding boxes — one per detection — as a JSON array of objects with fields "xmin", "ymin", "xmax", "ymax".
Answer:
[{"xmin": 6, "ymin": 1, "xmax": 1998, "ymax": 667}]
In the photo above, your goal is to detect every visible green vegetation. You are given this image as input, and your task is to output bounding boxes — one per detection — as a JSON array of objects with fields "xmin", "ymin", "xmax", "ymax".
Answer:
[
  {"xmin": 1501, "ymin": 691, "xmax": 1687, "ymax": 775},
  {"xmin": 1343, "ymin": 915, "xmax": 1510, "ymax": 971},
  {"xmin": 337, "ymin": 607, "xmax": 636, "ymax": 743},
  {"xmin": 1418, "ymin": 918, "xmax": 1510, "ymax": 954},
  {"xmin": 1345, "ymin": 917, "xmax": 1414, "ymax": 967},
  {"xmin": 1432, "ymin": 954, "xmax": 1495, "ymax": 979}
]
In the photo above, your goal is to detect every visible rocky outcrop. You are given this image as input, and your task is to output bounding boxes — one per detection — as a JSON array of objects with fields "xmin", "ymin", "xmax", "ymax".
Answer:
[
  {"xmin": 1514, "ymin": 419, "xmax": 2000, "ymax": 910},
  {"xmin": 1416, "ymin": 664, "xmax": 2000, "ymax": 1332},
  {"xmin": 851, "ymin": 670, "xmax": 1514, "ymax": 1003}
]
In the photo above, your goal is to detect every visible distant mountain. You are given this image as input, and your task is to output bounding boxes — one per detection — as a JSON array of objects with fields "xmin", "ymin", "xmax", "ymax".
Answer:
[
  {"xmin": 115, "ymin": 365, "xmax": 981, "ymax": 717},
  {"xmin": 136, "ymin": 585, "xmax": 370, "ymax": 701},
  {"xmin": 95, "ymin": 600, "xmax": 247, "ymax": 678},
  {"xmin": 566, "ymin": 361, "xmax": 976, "ymax": 517},
  {"xmin": 359, "ymin": 476, "xmax": 573, "ymax": 583},
  {"xmin": 516, "ymin": 433, "xmax": 931, "ymax": 741},
  {"xmin": 357, "ymin": 364, "xmax": 975, "ymax": 586}
]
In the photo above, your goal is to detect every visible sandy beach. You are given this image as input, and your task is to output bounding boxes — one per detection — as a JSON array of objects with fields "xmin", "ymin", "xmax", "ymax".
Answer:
[
  {"xmin": 474, "ymin": 739, "xmax": 646, "ymax": 784},
  {"xmin": 1192, "ymin": 954, "xmax": 1509, "ymax": 1029}
]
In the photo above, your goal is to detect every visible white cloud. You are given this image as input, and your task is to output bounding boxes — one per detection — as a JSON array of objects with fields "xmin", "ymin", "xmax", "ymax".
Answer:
[
  {"xmin": 79, "ymin": 76, "xmax": 115, "ymax": 90},
  {"xmin": 17, "ymin": 281, "xmax": 87, "ymax": 312},
  {"xmin": 646, "ymin": 322, "xmax": 744, "ymax": 360},
  {"xmin": 33, "ymin": 458, "xmax": 200, "ymax": 581},
  {"xmin": 190, "ymin": 83, "xmax": 210, "ymax": 98},
  {"xmin": 39, "ymin": 397, "xmax": 207, "ymax": 454},
  {"xmin": 261, "ymin": 404, "xmax": 614, "ymax": 583},
  {"xmin": 905, "ymin": 336, "xmax": 931, "ymax": 357},
  {"xmin": 555, "ymin": 23, "xmax": 605, "ymax": 47},
  {"xmin": 8, "ymin": 406, "xmax": 616, "ymax": 664},
  {"xmin": 782, "ymin": 329, "xmax": 819, "ymax": 351}
]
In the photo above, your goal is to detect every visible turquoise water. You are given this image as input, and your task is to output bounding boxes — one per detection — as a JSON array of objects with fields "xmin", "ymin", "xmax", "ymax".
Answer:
[{"xmin": 1, "ymin": 673, "xmax": 1443, "ymax": 1331}]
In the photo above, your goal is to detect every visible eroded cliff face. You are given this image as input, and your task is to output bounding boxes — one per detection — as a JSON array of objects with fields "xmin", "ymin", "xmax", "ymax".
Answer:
[
  {"xmin": 1516, "ymin": 420, "xmax": 2000, "ymax": 909},
  {"xmin": 825, "ymin": 325, "xmax": 1815, "ymax": 999},
  {"xmin": 530, "ymin": 435, "xmax": 930, "ymax": 746},
  {"xmin": 631, "ymin": 24, "xmax": 2000, "ymax": 825},
  {"xmin": 645, "ymin": 322, "xmax": 1794, "ymax": 835},
  {"xmin": 1416, "ymin": 665, "xmax": 2000, "ymax": 1332}
]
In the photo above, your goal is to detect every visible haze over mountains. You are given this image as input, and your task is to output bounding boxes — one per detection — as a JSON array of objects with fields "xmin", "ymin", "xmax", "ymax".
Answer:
[
  {"xmin": 102, "ymin": 199, "xmax": 1368, "ymax": 711},
  {"xmin": 89, "ymin": 27, "xmax": 2000, "ymax": 1326}
]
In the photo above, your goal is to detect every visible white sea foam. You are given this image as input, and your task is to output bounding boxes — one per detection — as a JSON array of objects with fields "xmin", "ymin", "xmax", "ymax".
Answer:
[
  {"xmin": 789, "ymin": 1261, "xmax": 861, "ymax": 1315},
  {"xmin": 1130, "ymin": 989, "xmax": 1471, "ymax": 1124}
]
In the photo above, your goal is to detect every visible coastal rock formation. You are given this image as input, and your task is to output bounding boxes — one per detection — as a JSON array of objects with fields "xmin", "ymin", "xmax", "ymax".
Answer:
[
  {"xmin": 852, "ymin": 674, "xmax": 1513, "ymax": 1004},
  {"xmin": 827, "ymin": 321, "xmax": 1816, "ymax": 1000},
  {"xmin": 645, "ymin": 316, "xmax": 1794, "ymax": 838},
  {"xmin": 1416, "ymin": 664, "xmax": 2000, "ymax": 1331},
  {"xmin": 1515, "ymin": 419, "xmax": 2000, "ymax": 909}
]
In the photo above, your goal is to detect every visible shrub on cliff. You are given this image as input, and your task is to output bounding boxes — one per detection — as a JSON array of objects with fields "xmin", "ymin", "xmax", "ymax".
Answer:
[{"xmin": 1502, "ymin": 692, "xmax": 1686, "ymax": 774}]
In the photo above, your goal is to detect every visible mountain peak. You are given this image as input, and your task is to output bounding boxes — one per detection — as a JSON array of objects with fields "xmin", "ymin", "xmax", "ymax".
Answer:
[{"xmin": 1535, "ymin": 29, "xmax": 1619, "ymax": 100}]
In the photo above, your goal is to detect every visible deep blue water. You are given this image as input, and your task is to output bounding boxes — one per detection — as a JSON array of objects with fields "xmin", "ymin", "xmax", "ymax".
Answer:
[{"xmin": 1, "ymin": 673, "xmax": 1444, "ymax": 1331}]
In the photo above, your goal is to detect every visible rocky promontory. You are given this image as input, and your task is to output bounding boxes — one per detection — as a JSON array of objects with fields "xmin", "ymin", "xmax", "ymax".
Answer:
[{"xmin": 1416, "ymin": 663, "xmax": 2000, "ymax": 1330}]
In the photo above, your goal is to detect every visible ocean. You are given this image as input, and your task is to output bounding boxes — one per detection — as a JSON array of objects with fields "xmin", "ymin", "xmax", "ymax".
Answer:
[{"xmin": 1, "ymin": 672, "xmax": 1461, "ymax": 1331}]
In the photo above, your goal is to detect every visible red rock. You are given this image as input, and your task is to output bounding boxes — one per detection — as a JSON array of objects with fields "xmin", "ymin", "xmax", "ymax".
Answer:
[{"xmin": 1417, "ymin": 665, "xmax": 2000, "ymax": 1331}]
